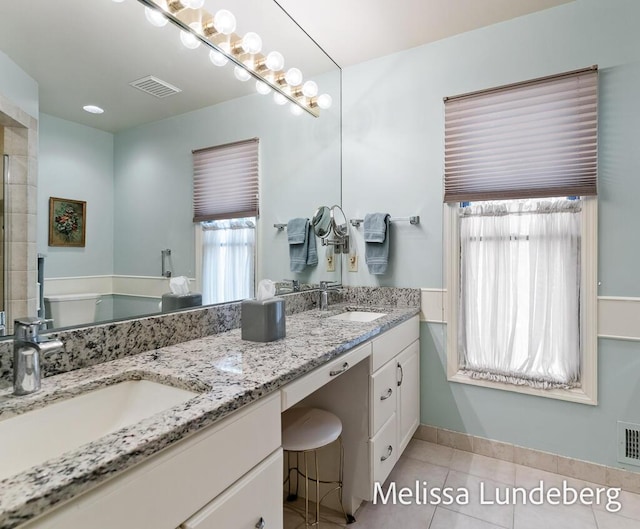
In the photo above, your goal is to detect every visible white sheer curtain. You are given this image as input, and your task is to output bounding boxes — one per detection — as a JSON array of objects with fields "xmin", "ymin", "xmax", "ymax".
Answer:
[
  {"xmin": 202, "ymin": 218, "xmax": 255, "ymax": 305},
  {"xmin": 459, "ymin": 198, "xmax": 581, "ymax": 388}
]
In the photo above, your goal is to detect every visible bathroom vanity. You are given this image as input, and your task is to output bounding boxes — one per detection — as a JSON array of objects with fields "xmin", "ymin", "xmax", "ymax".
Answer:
[{"xmin": 0, "ymin": 302, "xmax": 419, "ymax": 529}]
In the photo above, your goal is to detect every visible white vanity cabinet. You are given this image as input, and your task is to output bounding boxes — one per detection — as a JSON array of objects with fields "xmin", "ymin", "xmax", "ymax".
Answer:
[
  {"xmin": 21, "ymin": 394, "xmax": 282, "ymax": 529},
  {"xmin": 367, "ymin": 315, "xmax": 420, "ymax": 495}
]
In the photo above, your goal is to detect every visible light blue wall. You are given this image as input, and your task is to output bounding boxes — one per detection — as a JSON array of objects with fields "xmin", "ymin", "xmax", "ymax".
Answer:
[
  {"xmin": 37, "ymin": 113, "xmax": 115, "ymax": 278},
  {"xmin": 113, "ymin": 77, "xmax": 341, "ymax": 285},
  {"xmin": 342, "ymin": 0, "xmax": 640, "ymax": 469},
  {"xmin": 0, "ymin": 50, "xmax": 38, "ymax": 118}
]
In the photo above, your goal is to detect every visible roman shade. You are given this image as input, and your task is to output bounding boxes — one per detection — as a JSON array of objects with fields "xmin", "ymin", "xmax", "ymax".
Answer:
[
  {"xmin": 444, "ymin": 67, "xmax": 598, "ymax": 203},
  {"xmin": 193, "ymin": 138, "xmax": 259, "ymax": 222}
]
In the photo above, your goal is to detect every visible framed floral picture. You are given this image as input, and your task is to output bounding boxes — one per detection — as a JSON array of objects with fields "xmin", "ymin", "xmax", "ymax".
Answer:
[{"xmin": 48, "ymin": 197, "xmax": 86, "ymax": 247}]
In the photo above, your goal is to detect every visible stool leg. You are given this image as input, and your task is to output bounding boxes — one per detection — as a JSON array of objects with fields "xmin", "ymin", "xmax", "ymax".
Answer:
[
  {"xmin": 315, "ymin": 449, "xmax": 320, "ymax": 527},
  {"xmin": 304, "ymin": 451, "xmax": 310, "ymax": 527}
]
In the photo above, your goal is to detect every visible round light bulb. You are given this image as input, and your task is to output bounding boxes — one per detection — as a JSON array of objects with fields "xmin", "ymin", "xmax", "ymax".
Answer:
[
  {"xmin": 265, "ymin": 51, "xmax": 285, "ymax": 71},
  {"xmin": 234, "ymin": 66, "xmax": 251, "ymax": 82},
  {"xmin": 302, "ymin": 81, "xmax": 318, "ymax": 98},
  {"xmin": 317, "ymin": 93, "xmax": 332, "ymax": 109},
  {"xmin": 209, "ymin": 49, "xmax": 228, "ymax": 67},
  {"xmin": 184, "ymin": 0, "xmax": 205, "ymax": 8},
  {"xmin": 256, "ymin": 81, "xmax": 272, "ymax": 95},
  {"xmin": 290, "ymin": 103, "xmax": 303, "ymax": 116},
  {"xmin": 180, "ymin": 23, "xmax": 201, "ymax": 49},
  {"xmin": 284, "ymin": 68, "xmax": 303, "ymax": 87},
  {"xmin": 241, "ymin": 32, "xmax": 262, "ymax": 54},
  {"xmin": 273, "ymin": 93, "xmax": 288, "ymax": 106},
  {"xmin": 213, "ymin": 9, "xmax": 236, "ymax": 35},
  {"xmin": 145, "ymin": 7, "xmax": 168, "ymax": 27}
]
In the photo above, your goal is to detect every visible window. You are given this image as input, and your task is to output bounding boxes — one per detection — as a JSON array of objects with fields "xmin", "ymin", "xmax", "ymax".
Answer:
[
  {"xmin": 193, "ymin": 139, "xmax": 259, "ymax": 304},
  {"xmin": 444, "ymin": 68, "xmax": 598, "ymax": 404}
]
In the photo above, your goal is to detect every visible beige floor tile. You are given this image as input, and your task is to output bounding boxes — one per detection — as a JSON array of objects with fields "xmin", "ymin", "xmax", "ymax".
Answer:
[
  {"xmin": 592, "ymin": 489, "xmax": 640, "ymax": 521},
  {"xmin": 593, "ymin": 509, "xmax": 640, "ymax": 529},
  {"xmin": 513, "ymin": 502, "xmax": 597, "ymax": 529},
  {"xmin": 442, "ymin": 470, "xmax": 514, "ymax": 528},
  {"xmin": 450, "ymin": 450, "xmax": 517, "ymax": 486},
  {"xmin": 430, "ymin": 508, "xmax": 508, "ymax": 529},
  {"xmin": 385, "ymin": 453, "xmax": 450, "ymax": 490},
  {"xmin": 353, "ymin": 499, "xmax": 435, "ymax": 528},
  {"xmin": 404, "ymin": 439, "xmax": 454, "ymax": 468}
]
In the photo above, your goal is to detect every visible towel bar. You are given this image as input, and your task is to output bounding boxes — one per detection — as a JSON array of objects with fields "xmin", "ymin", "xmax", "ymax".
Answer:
[
  {"xmin": 349, "ymin": 216, "xmax": 420, "ymax": 228},
  {"xmin": 274, "ymin": 223, "xmax": 287, "ymax": 231}
]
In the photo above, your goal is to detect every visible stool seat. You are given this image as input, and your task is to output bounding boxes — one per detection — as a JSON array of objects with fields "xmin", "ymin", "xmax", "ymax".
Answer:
[{"xmin": 282, "ymin": 407, "xmax": 342, "ymax": 452}]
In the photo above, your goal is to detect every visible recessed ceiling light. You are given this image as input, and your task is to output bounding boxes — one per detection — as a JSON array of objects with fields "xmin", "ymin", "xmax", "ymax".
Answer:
[{"xmin": 83, "ymin": 105, "xmax": 104, "ymax": 114}]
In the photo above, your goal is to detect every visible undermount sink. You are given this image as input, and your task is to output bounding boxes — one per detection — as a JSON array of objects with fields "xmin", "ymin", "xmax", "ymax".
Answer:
[
  {"xmin": 329, "ymin": 311, "xmax": 387, "ymax": 322},
  {"xmin": 0, "ymin": 380, "xmax": 198, "ymax": 481}
]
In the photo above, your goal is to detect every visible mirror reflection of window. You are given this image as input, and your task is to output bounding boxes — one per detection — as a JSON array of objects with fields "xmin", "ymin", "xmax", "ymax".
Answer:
[
  {"xmin": 193, "ymin": 139, "xmax": 259, "ymax": 304},
  {"xmin": 201, "ymin": 218, "xmax": 256, "ymax": 304}
]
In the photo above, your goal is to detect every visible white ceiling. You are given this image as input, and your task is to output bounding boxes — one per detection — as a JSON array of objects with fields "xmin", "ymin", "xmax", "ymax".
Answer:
[
  {"xmin": 0, "ymin": 0, "xmax": 573, "ymax": 132},
  {"xmin": 276, "ymin": 0, "xmax": 574, "ymax": 67}
]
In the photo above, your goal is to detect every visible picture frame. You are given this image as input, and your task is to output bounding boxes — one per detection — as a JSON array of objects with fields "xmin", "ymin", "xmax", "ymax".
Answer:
[{"xmin": 48, "ymin": 197, "xmax": 86, "ymax": 247}]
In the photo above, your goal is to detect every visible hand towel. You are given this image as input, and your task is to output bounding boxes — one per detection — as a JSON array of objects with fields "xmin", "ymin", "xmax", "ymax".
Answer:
[
  {"xmin": 288, "ymin": 218, "xmax": 318, "ymax": 272},
  {"xmin": 364, "ymin": 213, "xmax": 390, "ymax": 275}
]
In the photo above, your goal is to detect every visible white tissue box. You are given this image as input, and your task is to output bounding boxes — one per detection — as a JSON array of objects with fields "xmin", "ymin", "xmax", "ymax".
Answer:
[{"xmin": 241, "ymin": 298, "xmax": 286, "ymax": 342}]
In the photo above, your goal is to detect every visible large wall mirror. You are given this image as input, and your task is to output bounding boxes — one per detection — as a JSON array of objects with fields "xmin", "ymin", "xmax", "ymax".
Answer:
[{"xmin": 0, "ymin": 0, "xmax": 341, "ymax": 333}]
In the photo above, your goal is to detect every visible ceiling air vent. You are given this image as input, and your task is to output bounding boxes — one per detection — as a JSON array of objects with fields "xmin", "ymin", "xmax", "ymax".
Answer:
[
  {"xmin": 618, "ymin": 421, "xmax": 640, "ymax": 466},
  {"xmin": 129, "ymin": 76, "xmax": 182, "ymax": 98}
]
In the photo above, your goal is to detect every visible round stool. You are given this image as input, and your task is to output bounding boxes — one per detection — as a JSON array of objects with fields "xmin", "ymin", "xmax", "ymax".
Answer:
[{"xmin": 282, "ymin": 407, "xmax": 355, "ymax": 526}]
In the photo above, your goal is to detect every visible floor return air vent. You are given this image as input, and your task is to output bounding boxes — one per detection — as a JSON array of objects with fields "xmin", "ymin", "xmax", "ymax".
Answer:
[{"xmin": 618, "ymin": 421, "xmax": 640, "ymax": 466}]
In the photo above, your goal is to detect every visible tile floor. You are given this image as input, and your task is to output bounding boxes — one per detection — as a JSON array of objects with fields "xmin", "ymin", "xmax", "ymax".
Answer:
[{"xmin": 283, "ymin": 439, "xmax": 640, "ymax": 529}]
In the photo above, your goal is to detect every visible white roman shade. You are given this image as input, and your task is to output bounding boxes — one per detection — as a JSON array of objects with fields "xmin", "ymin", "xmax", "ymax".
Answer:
[
  {"xmin": 444, "ymin": 67, "xmax": 598, "ymax": 203},
  {"xmin": 193, "ymin": 138, "xmax": 259, "ymax": 222}
]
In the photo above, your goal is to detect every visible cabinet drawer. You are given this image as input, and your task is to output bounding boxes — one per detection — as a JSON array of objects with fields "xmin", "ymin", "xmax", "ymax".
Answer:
[
  {"xmin": 369, "ymin": 413, "xmax": 397, "ymax": 487},
  {"xmin": 181, "ymin": 449, "xmax": 283, "ymax": 529},
  {"xmin": 369, "ymin": 359, "xmax": 397, "ymax": 437},
  {"xmin": 23, "ymin": 394, "xmax": 281, "ymax": 529},
  {"xmin": 281, "ymin": 342, "xmax": 372, "ymax": 410},
  {"xmin": 371, "ymin": 316, "xmax": 419, "ymax": 372}
]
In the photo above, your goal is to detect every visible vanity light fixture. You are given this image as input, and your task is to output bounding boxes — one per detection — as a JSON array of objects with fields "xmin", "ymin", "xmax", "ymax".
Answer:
[
  {"xmin": 83, "ymin": 105, "xmax": 104, "ymax": 114},
  {"xmin": 136, "ymin": 0, "xmax": 332, "ymax": 117}
]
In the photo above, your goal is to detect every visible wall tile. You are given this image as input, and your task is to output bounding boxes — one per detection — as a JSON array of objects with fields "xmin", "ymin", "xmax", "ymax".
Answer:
[
  {"xmin": 513, "ymin": 446, "xmax": 558, "ymax": 474},
  {"xmin": 558, "ymin": 456, "xmax": 607, "ymax": 485},
  {"xmin": 437, "ymin": 428, "xmax": 473, "ymax": 452},
  {"xmin": 414, "ymin": 424, "xmax": 437, "ymax": 443},
  {"xmin": 473, "ymin": 436, "xmax": 515, "ymax": 462}
]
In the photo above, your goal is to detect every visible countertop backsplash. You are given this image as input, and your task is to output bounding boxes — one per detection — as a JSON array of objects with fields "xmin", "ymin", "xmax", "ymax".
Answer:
[{"xmin": 0, "ymin": 287, "xmax": 420, "ymax": 389}]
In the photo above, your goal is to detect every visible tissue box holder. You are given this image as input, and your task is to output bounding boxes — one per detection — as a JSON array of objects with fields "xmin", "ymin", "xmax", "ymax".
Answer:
[{"xmin": 241, "ymin": 297, "xmax": 286, "ymax": 342}]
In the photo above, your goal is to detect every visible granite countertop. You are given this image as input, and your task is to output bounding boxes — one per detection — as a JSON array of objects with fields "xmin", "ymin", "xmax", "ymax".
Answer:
[{"xmin": 0, "ymin": 304, "xmax": 419, "ymax": 529}]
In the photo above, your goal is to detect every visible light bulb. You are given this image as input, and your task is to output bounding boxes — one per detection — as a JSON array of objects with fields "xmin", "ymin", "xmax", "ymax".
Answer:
[
  {"xmin": 213, "ymin": 9, "xmax": 236, "ymax": 35},
  {"xmin": 145, "ymin": 7, "xmax": 168, "ymax": 27},
  {"xmin": 290, "ymin": 103, "xmax": 303, "ymax": 116},
  {"xmin": 265, "ymin": 51, "xmax": 285, "ymax": 71},
  {"xmin": 273, "ymin": 93, "xmax": 288, "ymax": 105},
  {"xmin": 284, "ymin": 68, "xmax": 303, "ymax": 87},
  {"xmin": 317, "ymin": 93, "xmax": 332, "ymax": 109},
  {"xmin": 302, "ymin": 81, "xmax": 318, "ymax": 98},
  {"xmin": 209, "ymin": 49, "xmax": 228, "ymax": 67},
  {"xmin": 180, "ymin": 23, "xmax": 201, "ymax": 49},
  {"xmin": 256, "ymin": 81, "xmax": 272, "ymax": 95},
  {"xmin": 234, "ymin": 66, "xmax": 251, "ymax": 82},
  {"xmin": 241, "ymin": 32, "xmax": 262, "ymax": 54},
  {"xmin": 184, "ymin": 0, "xmax": 205, "ymax": 8}
]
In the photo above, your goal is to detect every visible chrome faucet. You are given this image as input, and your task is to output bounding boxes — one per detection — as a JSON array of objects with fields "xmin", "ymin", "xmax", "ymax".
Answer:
[
  {"xmin": 13, "ymin": 317, "xmax": 63, "ymax": 396},
  {"xmin": 279, "ymin": 279, "xmax": 300, "ymax": 294},
  {"xmin": 319, "ymin": 281, "xmax": 342, "ymax": 311}
]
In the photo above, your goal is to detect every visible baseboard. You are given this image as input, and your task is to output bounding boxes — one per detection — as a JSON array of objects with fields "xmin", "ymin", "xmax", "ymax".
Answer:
[{"xmin": 413, "ymin": 424, "xmax": 640, "ymax": 494}]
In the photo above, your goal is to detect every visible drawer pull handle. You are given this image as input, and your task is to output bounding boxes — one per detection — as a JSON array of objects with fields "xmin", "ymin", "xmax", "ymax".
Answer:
[
  {"xmin": 380, "ymin": 388, "xmax": 393, "ymax": 401},
  {"xmin": 397, "ymin": 362, "xmax": 404, "ymax": 387},
  {"xmin": 381, "ymin": 445, "xmax": 393, "ymax": 462},
  {"xmin": 255, "ymin": 517, "xmax": 266, "ymax": 529},
  {"xmin": 330, "ymin": 362, "xmax": 349, "ymax": 377}
]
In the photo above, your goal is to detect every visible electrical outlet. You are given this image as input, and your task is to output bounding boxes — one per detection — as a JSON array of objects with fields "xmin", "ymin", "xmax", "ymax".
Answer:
[
  {"xmin": 326, "ymin": 253, "xmax": 335, "ymax": 272},
  {"xmin": 348, "ymin": 254, "xmax": 358, "ymax": 272}
]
